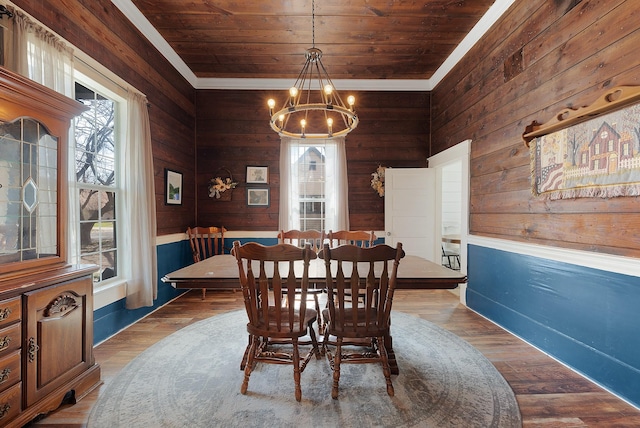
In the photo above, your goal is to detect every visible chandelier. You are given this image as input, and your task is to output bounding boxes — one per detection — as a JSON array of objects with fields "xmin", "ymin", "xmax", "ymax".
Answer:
[{"xmin": 267, "ymin": 0, "xmax": 358, "ymax": 139}]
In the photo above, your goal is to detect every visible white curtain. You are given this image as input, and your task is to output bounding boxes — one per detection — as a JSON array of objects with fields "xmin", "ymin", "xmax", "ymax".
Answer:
[
  {"xmin": 10, "ymin": 8, "xmax": 74, "ymax": 96},
  {"xmin": 279, "ymin": 137, "xmax": 350, "ymax": 232},
  {"xmin": 9, "ymin": 7, "xmax": 75, "ymax": 258},
  {"xmin": 123, "ymin": 91, "xmax": 157, "ymax": 308}
]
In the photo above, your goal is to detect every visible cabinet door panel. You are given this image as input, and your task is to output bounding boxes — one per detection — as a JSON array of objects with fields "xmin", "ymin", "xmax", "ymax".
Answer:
[
  {"xmin": 24, "ymin": 276, "xmax": 93, "ymax": 406},
  {"xmin": 39, "ymin": 300, "xmax": 84, "ymax": 386}
]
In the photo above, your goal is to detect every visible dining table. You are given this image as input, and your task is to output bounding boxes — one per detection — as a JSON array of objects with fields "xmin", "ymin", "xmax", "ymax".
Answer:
[
  {"xmin": 162, "ymin": 254, "xmax": 466, "ymax": 290},
  {"xmin": 162, "ymin": 253, "xmax": 467, "ymax": 374}
]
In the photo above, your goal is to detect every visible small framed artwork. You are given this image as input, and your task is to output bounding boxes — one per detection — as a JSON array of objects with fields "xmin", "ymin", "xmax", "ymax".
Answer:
[
  {"xmin": 165, "ymin": 169, "xmax": 183, "ymax": 205},
  {"xmin": 246, "ymin": 165, "xmax": 269, "ymax": 184},
  {"xmin": 247, "ymin": 188, "xmax": 269, "ymax": 207}
]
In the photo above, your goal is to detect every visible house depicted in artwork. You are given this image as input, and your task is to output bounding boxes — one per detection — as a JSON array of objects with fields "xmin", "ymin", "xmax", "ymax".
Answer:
[
  {"xmin": 583, "ymin": 122, "xmax": 620, "ymax": 172},
  {"xmin": 580, "ymin": 122, "xmax": 635, "ymax": 174}
]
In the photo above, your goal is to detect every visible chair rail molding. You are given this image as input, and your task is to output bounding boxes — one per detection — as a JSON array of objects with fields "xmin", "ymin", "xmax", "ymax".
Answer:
[{"xmin": 468, "ymin": 235, "xmax": 640, "ymax": 278}]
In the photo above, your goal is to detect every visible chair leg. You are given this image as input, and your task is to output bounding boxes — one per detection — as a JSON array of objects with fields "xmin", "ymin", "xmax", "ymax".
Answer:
[
  {"xmin": 201, "ymin": 288, "xmax": 206, "ymax": 300},
  {"xmin": 240, "ymin": 334, "xmax": 251, "ymax": 370},
  {"xmin": 331, "ymin": 337, "xmax": 342, "ymax": 399},
  {"xmin": 377, "ymin": 336, "xmax": 395, "ymax": 396},
  {"xmin": 292, "ymin": 338, "xmax": 302, "ymax": 402},
  {"xmin": 307, "ymin": 319, "xmax": 321, "ymax": 359},
  {"xmin": 313, "ymin": 293, "xmax": 323, "ymax": 335},
  {"xmin": 241, "ymin": 335, "xmax": 257, "ymax": 394}
]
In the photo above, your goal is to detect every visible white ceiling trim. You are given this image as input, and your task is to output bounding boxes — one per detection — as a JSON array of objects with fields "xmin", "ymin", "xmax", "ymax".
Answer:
[{"xmin": 111, "ymin": 0, "xmax": 516, "ymax": 92}]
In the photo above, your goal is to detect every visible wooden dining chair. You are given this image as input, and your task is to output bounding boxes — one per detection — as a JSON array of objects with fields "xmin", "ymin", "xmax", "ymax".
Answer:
[
  {"xmin": 318, "ymin": 242, "xmax": 405, "ymax": 399},
  {"xmin": 186, "ymin": 226, "xmax": 227, "ymax": 299},
  {"xmin": 278, "ymin": 229, "xmax": 326, "ymax": 331},
  {"xmin": 326, "ymin": 230, "xmax": 378, "ymax": 322},
  {"xmin": 232, "ymin": 241, "xmax": 321, "ymax": 402},
  {"xmin": 327, "ymin": 230, "xmax": 376, "ymax": 248},
  {"xmin": 278, "ymin": 229, "xmax": 326, "ymax": 252}
]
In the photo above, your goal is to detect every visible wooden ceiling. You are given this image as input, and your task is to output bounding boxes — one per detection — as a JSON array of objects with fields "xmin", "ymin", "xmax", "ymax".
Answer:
[{"xmin": 130, "ymin": 0, "xmax": 497, "ymax": 81}]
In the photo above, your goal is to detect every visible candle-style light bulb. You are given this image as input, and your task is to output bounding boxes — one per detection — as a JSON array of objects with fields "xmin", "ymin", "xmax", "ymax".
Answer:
[
  {"xmin": 267, "ymin": 98, "xmax": 276, "ymax": 115},
  {"xmin": 327, "ymin": 117, "xmax": 333, "ymax": 136},
  {"xmin": 300, "ymin": 119, "xmax": 306, "ymax": 137},
  {"xmin": 347, "ymin": 95, "xmax": 355, "ymax": 111},
  {"xmin": 289, "ymin": 87, "xmax": 298, "ymax": 106},
  {"xmin": 324, "ymin": 84, "xmax": 333, "ymax": 104}
]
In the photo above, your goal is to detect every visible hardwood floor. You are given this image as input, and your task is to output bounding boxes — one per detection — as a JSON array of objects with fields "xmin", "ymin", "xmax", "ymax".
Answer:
[{"xmin": 27, "ymin": 289, "xmax": 640, "ymax": 427}]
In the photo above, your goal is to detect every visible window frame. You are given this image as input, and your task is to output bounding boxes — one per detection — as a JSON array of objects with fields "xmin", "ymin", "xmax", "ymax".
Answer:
[{"xmin": 71, "ymin": 61, "xmax": 129, "ymax": 308}]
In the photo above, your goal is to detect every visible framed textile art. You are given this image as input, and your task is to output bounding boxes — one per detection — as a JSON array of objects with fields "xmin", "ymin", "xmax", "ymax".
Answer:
[{"xmin": 523, "ymin": 86, "xmax": 640, "ymax": 200}]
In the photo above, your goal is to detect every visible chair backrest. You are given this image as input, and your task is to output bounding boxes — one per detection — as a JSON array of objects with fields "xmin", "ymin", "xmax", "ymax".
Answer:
[
  {"xmin": 319, "ymin": 243, "xmax": 404, "ymax": 337},
  {"xmin": 187, "ymin": 226, "xmax": 227, "ymax": 263},
  {"xmin": 278, "ymin": 229, "xmax": 325, "ymax": 253},
  {"xmin": 233, "ymin": 241, "xmax": 318, "ymax": 334},
  {"xmin": 327, "ymin": 230, "xmax": 376, "ymax": 248}
]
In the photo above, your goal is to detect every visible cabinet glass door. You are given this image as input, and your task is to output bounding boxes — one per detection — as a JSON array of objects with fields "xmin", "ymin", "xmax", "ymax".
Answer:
[{"xmin": 0, "ymin": 117, "xmax": 58, "ymax": 264}]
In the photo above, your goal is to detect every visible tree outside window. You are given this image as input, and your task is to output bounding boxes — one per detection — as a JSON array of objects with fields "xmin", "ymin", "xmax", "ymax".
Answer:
[{"xmin": 74, "ymin": 82, "xmax": 118, "ymax": 283}]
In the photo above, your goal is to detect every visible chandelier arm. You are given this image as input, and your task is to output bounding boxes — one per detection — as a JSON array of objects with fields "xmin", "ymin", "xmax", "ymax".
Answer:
[{"xmin": 270, "ymin": 104, "xmax": 358, "ymax": 139}]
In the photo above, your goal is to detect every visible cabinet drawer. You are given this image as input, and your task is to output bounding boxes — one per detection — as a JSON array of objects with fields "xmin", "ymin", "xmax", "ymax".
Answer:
[
  {"xmin": 0, "ymin": 350, "xmax": 20, "ymax": 393},
  {"xmin": 0, "ymin": 323, "xmax": 21, "ymax": 356},
  {"xmin": 0, "ymin": 381, "xmax": 21, "ymax": 424},
  {"xmin": 0, "ymin": 297, "xmax": 20, "ymax": 329}
]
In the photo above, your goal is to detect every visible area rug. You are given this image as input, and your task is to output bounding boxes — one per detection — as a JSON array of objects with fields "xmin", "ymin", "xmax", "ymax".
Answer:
[{"xmin": 88, "ymin": 310, "xmax": 522, "ymax": 427}]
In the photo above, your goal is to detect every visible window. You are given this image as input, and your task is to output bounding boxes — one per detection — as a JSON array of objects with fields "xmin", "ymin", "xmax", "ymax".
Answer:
[
  {"xmin": 280, "ymin": 138, "xmax": 349, "ymax": 232},
  {"xmin": 72, "ymin": 76, "xmax": 124, "ymax": 284},
  {"xmin": 297, "ymin": 147, "xmax": 325, "ymax": 230}
]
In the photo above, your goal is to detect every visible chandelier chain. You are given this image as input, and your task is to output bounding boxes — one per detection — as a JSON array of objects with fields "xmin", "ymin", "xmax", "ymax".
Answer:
[{"xmin": 312, "ymin": 0, "xmax": 315, "ymax": 48}]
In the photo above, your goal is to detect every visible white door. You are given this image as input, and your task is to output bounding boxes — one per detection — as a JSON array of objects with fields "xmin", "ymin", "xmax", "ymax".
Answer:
[{"xmin": 384, "ymin": 168, "xmax": 436, "ymax": 261}]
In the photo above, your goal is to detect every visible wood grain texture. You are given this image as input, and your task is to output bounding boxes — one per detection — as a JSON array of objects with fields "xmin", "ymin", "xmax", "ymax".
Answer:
[
  {"xmin": 25, "ymin": 289, "xmax": 640, "ymax": 427},
  {"xmin": 129, "ymin": 0, "xmax": 495, "ymax": 80},
  {"xmin": 195, "ymin": 89, "xmax": 429, "ymax": 231},
  {"xmin": 431, "ymin": 0, "xmax": 640, "ymax": 258}
]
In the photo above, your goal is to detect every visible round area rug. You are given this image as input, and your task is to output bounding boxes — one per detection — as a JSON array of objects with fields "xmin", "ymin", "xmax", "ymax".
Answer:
[{"xmin": 88, "ymin": 310, "xmax": 521, "ymax": 428}]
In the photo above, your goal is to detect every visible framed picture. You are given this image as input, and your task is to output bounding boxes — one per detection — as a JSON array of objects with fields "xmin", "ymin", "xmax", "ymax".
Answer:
[
  {"xmin": 165, "ymin": 169, "xmax": 183, "ymax": 205},
  {"xmin": 246, "ymin": 165, "xmax": 269, "ymax": 184},
  {"xmin": 247, "ymin": 188, "xmax": 269, "ymax": 207}
]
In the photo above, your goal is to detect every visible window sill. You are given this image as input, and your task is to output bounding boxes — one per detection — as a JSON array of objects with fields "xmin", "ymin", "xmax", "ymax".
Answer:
[{"xmin": 94, "ymin": 279, "xmax": 127, "ymax": 310}]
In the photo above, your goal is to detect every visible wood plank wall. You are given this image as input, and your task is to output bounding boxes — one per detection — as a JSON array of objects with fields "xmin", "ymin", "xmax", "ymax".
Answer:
[
  {"xmin": 12, "ymin": 0, "xmax": 197, "ymax": 235},
  {"xmin": 431, "ymin": 0, "xmax": 640, "ymax": 258},
  {"xmin": 195, "ymin": 90, "xmax": 429, "ymax": 232}
]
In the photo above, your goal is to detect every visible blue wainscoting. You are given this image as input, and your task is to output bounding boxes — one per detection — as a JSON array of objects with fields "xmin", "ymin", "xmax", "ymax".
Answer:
[
  {"xmin": 467, "ymin": 244, "xmax": 640, "ymax": 407},
  {"xmin": 93, "ymin": 239, "xmax": 192, "ymax": 344}
]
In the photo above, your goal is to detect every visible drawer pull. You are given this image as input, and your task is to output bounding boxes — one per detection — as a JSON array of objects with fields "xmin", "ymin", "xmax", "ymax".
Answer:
[
  {"xmin": 0, "ymin": 308, "xmax": 11, "ymax": 321},
  {"xmin": 0, "ymin": 403, "xmax": 10, "ymax": 419},
  {"xmin": 28, "ymin": 337, "xmax": 39, "ymax": 363},
  {"xmin": 0, "ymin": 368, "xmax": 10, "ymax": 383},
  {"xmin": 0, "ymin": 337, "xmax": 10, "ymax": 352}
]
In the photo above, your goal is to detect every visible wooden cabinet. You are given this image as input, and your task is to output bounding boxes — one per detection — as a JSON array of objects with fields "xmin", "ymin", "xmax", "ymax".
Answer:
[
  {"xmin": 0, "ymin": 266, "xmax": 100, "ymax": 427},
  {"xmin": 0, "ymin": 296, "xmax": 21, "ymax": 423},
  {"xmin": 24, "ymin": 273, "xmax": 96, "ymax": 407},
  {"xmin": 0, "ymin": 68, "xmax": 101, "ymax": 426}
]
